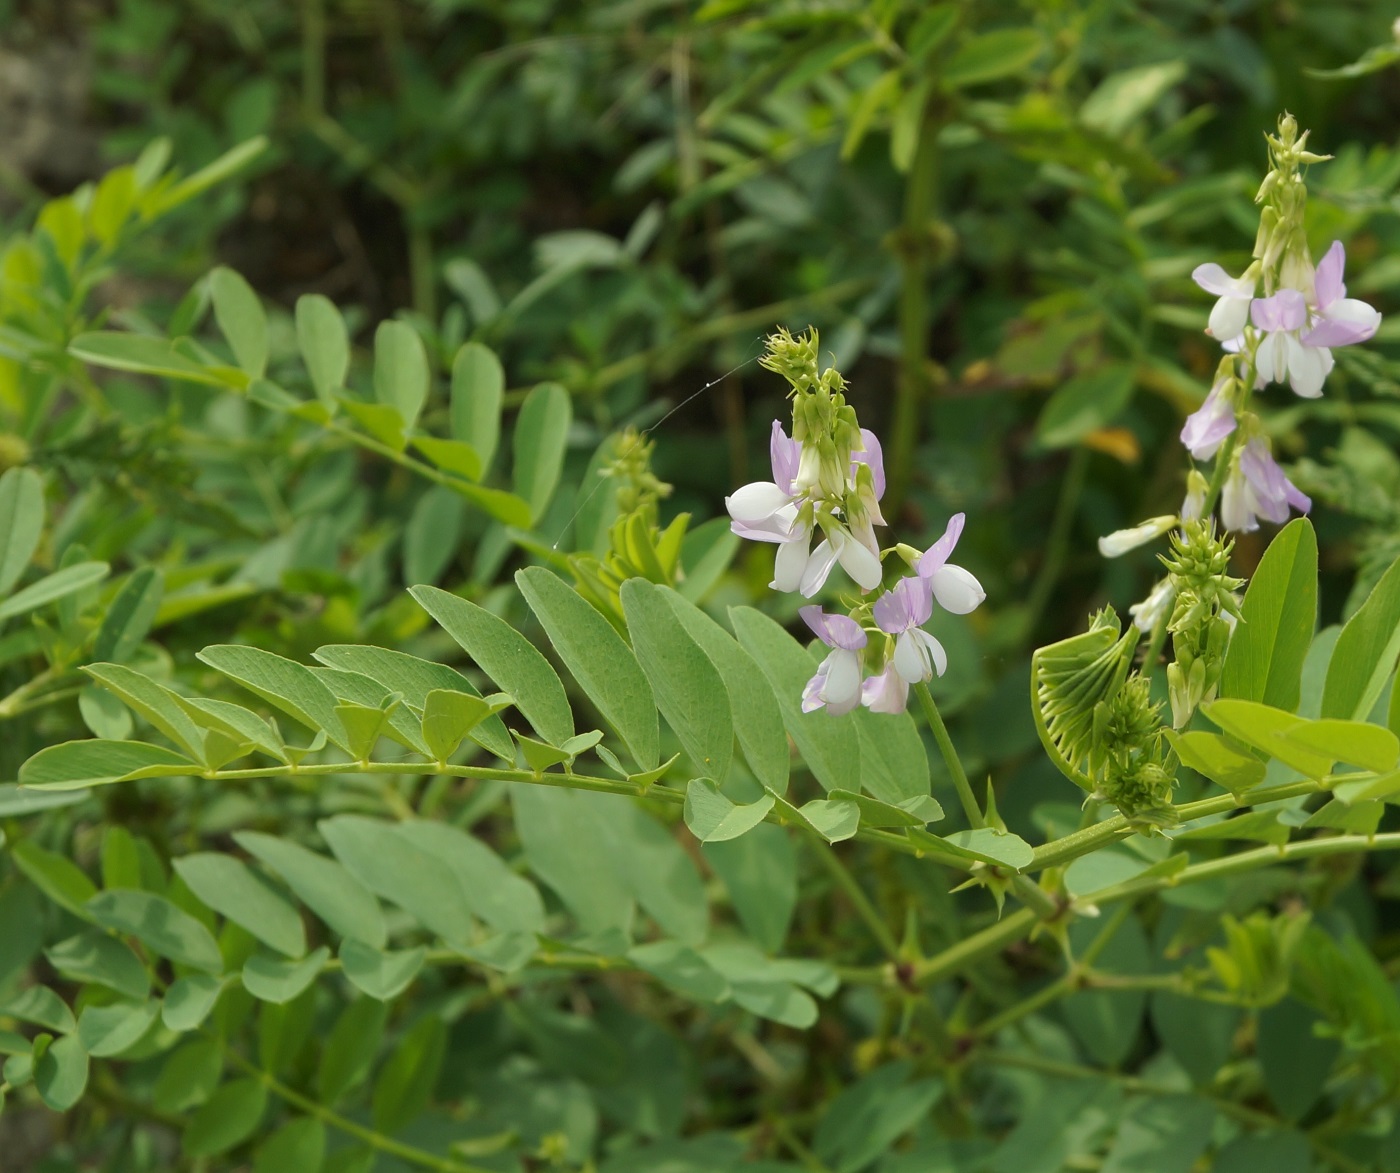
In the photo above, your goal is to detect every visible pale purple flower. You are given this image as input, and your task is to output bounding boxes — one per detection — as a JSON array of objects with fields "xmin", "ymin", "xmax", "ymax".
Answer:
[
  {"xmin": 1193, "ymin": 262, "xmax": 1256, "ymax": 341},
  {"xmin": 1252, "ymin": 290, "xmax": 1333, "ymax": 399},
  {"xmin": 799, "ymin": 605, "xmax": 867, "ymax": 715},
  {"xmin": 1301, "ymin": 241, "xmax": 1381, "ymax": 349},
  {"xmin": 799, "ymin": 521, "xmax": 883, "ymax": 596},
  {"xmin": 916, "ymin": 514, "xmax": 985, "ymax": 614},
  {"xmin": 725, "ymin": 420, "xmax": 803, "ymax": 543},
  {"xmin": 873, "ymin": 576, "xmax": 948, "ymax": 685},
  {"xmin": 1180, "ymin": 378, "xmax": 1236, "ymax": 460},
  {"xmin": 861, "ymin": 666, "xmax": 909, "ymax": 714},
  {"xmin": 1220, "ymin": 438, "xmax": 1311, "ymax": 533}
]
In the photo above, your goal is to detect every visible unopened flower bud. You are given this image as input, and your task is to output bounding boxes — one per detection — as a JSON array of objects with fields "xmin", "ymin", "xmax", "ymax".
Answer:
[{"xmin": 1098, "ymin": 516, "xmax": 1179, "ymax": 559}]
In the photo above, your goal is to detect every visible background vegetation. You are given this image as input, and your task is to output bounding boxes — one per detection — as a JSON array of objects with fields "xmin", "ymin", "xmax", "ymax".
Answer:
[{"xmin": 2, "ymin": 1, "xmax": 1400, "ymax": 1170}]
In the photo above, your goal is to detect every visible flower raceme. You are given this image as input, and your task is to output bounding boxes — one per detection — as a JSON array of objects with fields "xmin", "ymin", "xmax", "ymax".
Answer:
[{"xmin": 1220, "ymin": 437, "xmax": 1312, "ymax": 534}]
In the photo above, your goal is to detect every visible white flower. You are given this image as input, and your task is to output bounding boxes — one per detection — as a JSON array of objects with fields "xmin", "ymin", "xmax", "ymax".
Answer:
[
  {"xmin": 799, "ymin": 606, "xmax": 867, "ymax": 715},
  {"xmin": 1192, "ymin": 261, "xmax": 1257, "ymax": 341},
  {"xmin": 915, "ymin": 513, "xmax": 985, "ymax": 614},
  {"xmin": 1097, "ymin": 515, "xmax": 1178, "ymax": 559}
]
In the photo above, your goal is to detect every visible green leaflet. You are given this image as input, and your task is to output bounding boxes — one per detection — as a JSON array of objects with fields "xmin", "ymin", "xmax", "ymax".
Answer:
[
  {"xmin": 242, "ymin": 948, "xmax": 328, "ymax": 1004},
  {"xmin": 19, "ymin": 739, "xmax": 197, "ymax": 790},
  {"xmin": 372, "ymin": 319, "xmax": 429, "ymax": 433},
  {"xmin": 730, "ymin": 605, "xmax": 861, "ymax": 793},
  {"xmin": 410, "ymin": 585, "xmax": 574, "ymax": 747},
  {"xmin": 450, "ymin": 341, "xmax": 504, "ymax": 472},
  {"xmin": 82, "ymin": 662, "xmax": 208, "ymax": 760},
  {"xmin": 310, "ymin": 644, "xmax": 514, "ymax": 760},
  {"xmin": 93, "ymin": 566, "xmax": 163, "ymax": 663},
  {"xmin": 684, "ymin": 778, "xmax": 773, "ymax": 843},
  {"xmin": 517, "ymin": 566, "xmax": 660, "ymax": 770},
  {"xmin": 661, "ymin": 587, "xmax": 788, "ymax": 793},
  {"xmin": 942, "ymin": 28, "xmax": 1043, "ymax": 88},
  {"xmin": 87, "ymin": 890, "xmax": 223, "ymax": 974},
  {"xmin": 0, "ymin": 560, "xmax": 110, "ymax": 622},
  {"xmin": 372, "ymin": 1016, "xmax": 446, "ymax": 1134},
  {"xmin": 0, "ymin": 466, "xmax": 44, "ymax": 596},
  {"xmin": 1164, "ymin": 729, "xmax": 1266, "ymax": 793},
  {"xmin": 196, "ymin": 645, "xmax": 352, "ymax": 754},
  {"xmin": 233, "ymin": 831, "xmax": 386, "ymax": 947},
  {"xmin": 340, "ymin": 941, "xmax": 426, "ymax": 1001},
  {"xmin": 318, "ymin": 815, "xmax": 475, "ymax": 944},
  {"xmin": 295, "ymin": 293, "xmax": 349, "ymax": 405},
  {"xmin": 1322, "ymin": 550, "xmax": 1400, "ymax": 721},
  {"xmin": 183, "ymin": 1078, "xmax": 268, "ymax": 1158},
  {"xmin": 78, "ymin": 1000, "xmax": 159, "ymax": 1057},
  {"xmin": 209, "ymin": 266, "xmax": 268, "ymax": 379},
  {"xmin": 622, "ymin": 579, "xmax": 732, "ymax": 782},
  {"xmin": 392, "ymin": 820, "xmax": 546, "ymax": 935},
  {"xmin": 1220, "ymin": 517, "xmax": 1317, "ymax": 712},
  {"xmin": 512, "ymin": 381, "xmax": 571, "ymax": 523},
  {"xmin": 172, "ymin": 853, "xmax": 307, "ymax": 958},
  {"xmin": 45, "ymin": 931, "xmax": 150, "ymax": 1001},
  {"xmin": 34, "ymin": 1035, "xmax": 89, "ymax": 1112}
]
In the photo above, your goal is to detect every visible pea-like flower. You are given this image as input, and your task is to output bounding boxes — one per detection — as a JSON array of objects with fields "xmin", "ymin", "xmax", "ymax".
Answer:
[
  {"xmin": 1301, "ymin": 241, "xmax": 1382, "ymax": 349},
  {"xmin": 726, "ymin": 420, "xmax": 804, "ymax": 543},
  {"xmin": 1098, "ymin": 515, "xmax": 1179, "ymax": 559},
  {"xmin": 1192, "ymin": 261, "xmax": 1257, "ymax": 341},
  {"xmin": 874, "ymin": 576, "xmax": 948, "ymax": 683},
  {"xmin": 916, "ymin": 513, "xmax": 985, "ymax": 614},
  {"xmin": 799, "ymin": 606, "xmax": 867, "ymax": 715},
  {"xmin": 1220, "ymin": 437, "xmax": 1311, "ymax": 533},
  {"xmin": 1180, "ymin": 376, "xmax": 1236, "ymax": 460},
  {"xmin": 1252, "ymin": 289, "xmax": 1332, "ymax": 399}
]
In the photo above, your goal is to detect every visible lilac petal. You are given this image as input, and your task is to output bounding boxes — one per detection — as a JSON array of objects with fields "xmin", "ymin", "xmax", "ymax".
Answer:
[
  {"xmin": 917, "ymin": 513, "xmax": 966, "ymax": 577},
  {"xmin": 1314, "ymin": 241, "xmax": 1345, "ymax": 311},
  {"xmin": 1251, "ymin": 289, "xmax": 1309, "ymax": 333},
  {"xmin": 1180, "ymin": 386, "xmax": 1235, "ymax": 460},
  {"xmin": 770, "ymin": 420, "xmax": 802, "ymax": 496},
  {"xmin": 1303, "ymin": 299, "xmax": 1381, "ymax": 348},
  {"xmin": 801, "ymin": 663, "xmax": 830, "ymax": 713},
  {"xmin": 1193, "ymin": 263, "xmax": 1243, "ymax": 297},
  {"xmin": 772, "ymin": 528, "xmax": 813, "ymax": 592},
  {"xmin": 873, "ymin": 576, "xmax": 930, "ymax": 634},
  {"xmin": 930, "ymin": 564, "xmax": 985, "ymax": 614},
  {"xmin": 727, "ymin": 481, "xmax": 792, "ymax": 524},
  {"xmin": 1284, "ymin": 477, "xmax": 1312, "ymax": 515},
  {"xmin": 861, "ymin": 667, "xmax": 910, "ymax": 714},
  {"xmin": 824, "ymin": 613, "xmax": 868, "ymax": 652},
  {"xmin": 799, "ymin": 604, "xmax": 834, "ymax": 646},
  {"xmin": 852, "ymin": 429, "xmax": 886, "ymax": 500}
]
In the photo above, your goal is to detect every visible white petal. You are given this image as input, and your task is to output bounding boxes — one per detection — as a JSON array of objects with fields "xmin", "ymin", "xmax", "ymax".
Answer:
[
  {"xmin": 930, "ymin": 565, "xmax": 985, "ymax": 614},
  {"xmin": 1208, "ymin": 296, "xmax": 1250, "ymax": 341},
  {"xmin": 834, "ymin": 530, "xmax": 883, "ymax": 590},
  {"xmin": 893, "ymin": 630, "xmax": 930, "ymax": 683},
  {"xmin": 914, "ymin": 630, "xmax": 948, "ymax": 677},
  {"xmin": 1254, "ymin": 332, "xmax": 1286, "ymax": 387},
  {"xmin": 726, "ymin": 481, "xmax": 792, "ymax": 524},
  {"xmin": 824, "ymin": 649, "xmax": 864, "ymax": 708},
  {"xmin": 1285, "ymin": 335, "xmax": 1330, "ymax": 399},
  {"xmin": 772, "ymin": 532, "xmax": 812, "ymax": 593},
  {"xmin": 798, "ymin": 539, "xmax": 839, "ymax": 597}
]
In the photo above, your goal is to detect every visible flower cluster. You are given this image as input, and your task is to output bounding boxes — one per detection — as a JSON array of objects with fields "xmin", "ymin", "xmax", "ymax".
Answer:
[
  {"xmin": 726, "ymin": 329, "xmax": 985, "ymax": 716},
  {"xmin": 1099, "ymin": 116, "xmax": 1383, "ymax": 626}
]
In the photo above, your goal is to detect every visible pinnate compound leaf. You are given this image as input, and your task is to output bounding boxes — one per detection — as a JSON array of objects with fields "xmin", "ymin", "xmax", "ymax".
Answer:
[
  {"xmin": 517, "ymin": 566, "xmax": 660, "ymax": 770},
  {"xmin": 662, "ymin": 587, "xmax": 788, "ymax": 793},
  {"xmin": 173, "ymin": 853, "xmax": 306, "ymax": 957},
  {"xmin": 312, "ymin": 643, "xmax": 514, "ymax": 759},
  {"xmin": 340, "ymin": 940, "xmax": 426, "ymax": 1001},
  {"xmin": 242, "ymin": 947, "xmax": 329, "ymax": 1004},
  {"xmin": 0, "ymin": 466, "xmax": 44, "ymax": 595},
  {"xmin": 183, "ymin": 1077, "xmax": 268, "ymax": 1158},
  {"xmin": 410, "ymin": 585, "xmax": 573, "ymax": 746},
  {"xmin": 512, "ymin": 381, "xmax": 571, "ymax": 522},
  {"xmin": 209, "ymin": 266, "xmax": 268, "ymax": 379},
  {"xmin": 19, "ymin": 739, "xmax": 196, "ymax": 790},
  {"xmin": 623, "ymin": 580, "xmax": 732, "ymax": 781},
  {"xmin": 1322, "ymin": 551, "xmax": 1400, "ymax": 721},
  {"xmin": 197, "ymin": 645, "xmax": 351, "ymax": 753},
  {"xmin": 730, "ymin": 606, "xmax": 861, "ymax": 792},
  {"xmin": 318, "ymin": 815, "xmax": 474, "ymax": 944},
  {"xmin": 234, "ymin": 831, "xmax": 386, "ymax": 947},
  {"xmin": 177, "ymin": 696, "xmax": 287, "ymax": 762},
  {"xmin": 450, "ymin": 341, "xmax": 504, "ymax": 470},
  {"xmin": 373, "ymin": 319, "xmax": 429, "ymax": 432},
  {"xmin": 1220, "ymin": 517, "xmax": 1317, "ymax": 712},
  {"xmin": 296, "ymin": 293, "xmax": 349, "ymax": 404},
  {"xmin": 684, "ymin": 778, "xmax": 773, "ymax": 843},
  {"xmin": 87, "ymin": 890, "xmax": 223, "ymax": 974}
]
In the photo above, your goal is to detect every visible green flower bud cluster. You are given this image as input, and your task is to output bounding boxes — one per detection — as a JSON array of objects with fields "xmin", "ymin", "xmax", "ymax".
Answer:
[
  {"xmin": 1205, "ymin": 909, "xmax": 1310, "ymax": 1008},
  {"xmin": 603, "ymin": 426, "xmax": 671, "ymax": 522},
  {"xmin": 763, "ymin": 328, "xmax": 863, "ymax": 503},
  {"xmin": 1091, "ymin": 675, "xmax": 1175, "ymax": 823},
  {"xmin": 1161, "ymin": 520, "xmax": 1243, "ymax": 728},
  {"xmin": 1254, "ymin": 113, "xmax": 1331, "ymax": 296}
]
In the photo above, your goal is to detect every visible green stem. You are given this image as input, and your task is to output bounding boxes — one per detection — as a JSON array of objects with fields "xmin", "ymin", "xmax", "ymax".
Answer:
[
  {"xmin": 914, "ymin": 681, "xmax": 982, "ymax": 828},
  {"xmin": 222, "ymin": 1049, "xmax": 493, "ymax": 1173},
  {"xmin": 810, "ymin": 840, "xmax": 902, "ymax": 963},
  {"xmin": 887, "ymin": 104, "xmax": 942, "ymax": 514}
]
